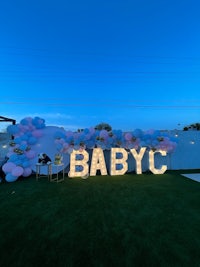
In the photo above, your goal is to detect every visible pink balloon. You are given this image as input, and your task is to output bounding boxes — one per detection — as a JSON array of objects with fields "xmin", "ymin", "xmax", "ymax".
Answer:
[
  {"xmin": 60, "ymin": 138, "xmax": 65, "ymax": 144},
  {"xmin": 22, "ymin": 167, "xmax": 32, "ymax": 177},
  {"xmin": 2, "ymin": 162, "xmax": 16, "ymax": 173},
  {"xmin": 146, "ymin": 129, "xmax": 155, "ymax": 135},
  {"xmin": 100, "ymin": 130, "xmax": 109, "ymax": 139},
  {"xmin": 25, "ymin": 150, "xmax": 36, "ymax": 159},
  {"xmin": 66, "ymin": 131, "xmax": 73, "ymax": 137},
  {"xmin": 32, "ymin": 130, "xmax": 43, "ymax": 138},
  {"xmin": 63, "ymin": 143, "xmax": 69, "ymax": 149},
  {"xmin": 19, "ymin": 125, "xmax": 29, "ymax": 132},
  {"xmin": 11, "ymin": 166, "xmax": 24, "ymax": 177},
  {"xmin": 89, "ymin": 127, "xmax": 95, "ymax": 134},
  {"xmin": 124, "ymin": 132, "xmax": 132, "ymax": 141}
]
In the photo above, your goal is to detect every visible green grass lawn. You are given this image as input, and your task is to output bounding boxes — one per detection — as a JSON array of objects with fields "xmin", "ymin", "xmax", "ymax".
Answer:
[{"xmin": 0, "ymin": 170, "xmax": 200, "ymax": 267}]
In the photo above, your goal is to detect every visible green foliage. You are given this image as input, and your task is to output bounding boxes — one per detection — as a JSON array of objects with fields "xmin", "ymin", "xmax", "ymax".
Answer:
[
  {"xmin": 94, "ymin": 122, "xmax": 112, "ymax": 131},
  {"xmin": 183, "ymin": 122, "xmax": 200, "ymax": 131}
]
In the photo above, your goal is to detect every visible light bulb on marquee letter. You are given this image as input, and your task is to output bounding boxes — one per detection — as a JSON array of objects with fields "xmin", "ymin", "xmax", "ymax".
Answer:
[
  {"xmin": 68, "ymin": 149, "xmax": 89, "ymax": 178},
  {"xmin": 149, "ymin": 150, "xmax": 167, "ymax": 174},
  {"xmin": 130, "ymin": 147, "xmax": 146, "ymax": 174},
  {"xmin": 110, "ymin": 148, "xmax": 128, "ymax": 176},
  {"xmin": 90, "ymin": 148, "xmax": 107, "ymax": 176}
]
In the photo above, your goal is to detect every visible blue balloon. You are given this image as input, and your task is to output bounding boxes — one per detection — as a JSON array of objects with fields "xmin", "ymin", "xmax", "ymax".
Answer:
[
  {"xmin": 22, "ymin": 161, "xmax": 30, "ymax": 168},
  {"xmin": 75, "ymin": 165, "xmax": 83, "ymax": 172},
  {"xmin": 28, "ymin": 136, "xmax": 37, "ymax": 145},
  {"xmin": 116, "ymin": 152, "xmax": 123, "ymax": 159},
  {"xmin": 83, "ymin": 128, "xmax": 90, "ymax": 135},
  {"xmin": 133, "ymin": 129, "xmax": 143, "ymax": 138},
  {"xmin": 54, "ymin": 131, "xmax": 65, "ymax": 139},
  {"xmin": 7, "ymin": 125, "xmax": 20, "ymax": 135},
  {"xmin": 56, "ymin": 143, "xmax": 63, "ymax": 151},
  {"xmin": 32, "ymin": 117, "xmax": 46, "ymax": 129},
  {"xmin": 14, "ymin": 137, "xmax": 22, "ymax": 144},
  {"xmin": 76, "ymin": 154, "xmax": 84, "ymax": 160},
  {"xmin": 20, "ymin": 118, "xmax": 29, "ymax": 125},
  {"xmin": 5, "ymin": 173, "xmax": 18, "ymax": 182},
  {"xmin": 19, "ymin": 144, "xmax": 28, "ymax": 151},
  {"xmin": 8, "ymin": 154, "xmax": 18, "ymax": 162},
  {"xmin": 116, "ymin": 164, "xmax": 123, "ymax": 170}
]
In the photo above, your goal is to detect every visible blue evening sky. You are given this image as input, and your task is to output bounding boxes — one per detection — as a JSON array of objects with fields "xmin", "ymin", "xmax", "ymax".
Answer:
[{"xmin": 0, "ymin": 0, "xmax": 200, "ymax": 131}]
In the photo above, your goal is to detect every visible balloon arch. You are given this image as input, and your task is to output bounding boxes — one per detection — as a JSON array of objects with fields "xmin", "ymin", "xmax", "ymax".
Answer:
[{"xmin": 2, "ymin": 116, "xmax": 178, "ymax": 182}]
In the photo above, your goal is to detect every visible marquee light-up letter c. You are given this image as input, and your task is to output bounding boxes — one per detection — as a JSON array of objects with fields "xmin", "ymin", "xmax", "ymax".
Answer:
[{"xmin": 149, "ymin": 150, "xmax": 167, "ymax": 174}]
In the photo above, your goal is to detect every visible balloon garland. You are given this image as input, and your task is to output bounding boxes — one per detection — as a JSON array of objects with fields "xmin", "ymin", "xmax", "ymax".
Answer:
[{"xmin": 1, "ymin": 116, "xmax": 178, "ymax": 182}]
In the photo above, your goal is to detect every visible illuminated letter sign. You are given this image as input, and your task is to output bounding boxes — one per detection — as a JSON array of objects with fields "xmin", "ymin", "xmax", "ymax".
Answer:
[
  {"xmin": 110, "ymin": 148, "xmax": 128, "ymax": 176},
  {"xmin": 90, "ymin": 148, "xmax": 107, "ymax": 176},
  {"xmin": 68, "ymin": 148, "xmax": 168, "ymax": 177},
  {"xmin": 149, "ymin": 150, "xmax": 167, "ymax": 174},
  {"xmin": 130, "ymin": 147, "xmax": 146, "ymax": 174},
  {"xmin": 68, "ymin": 150, "xmax": 89, "ymax": 177}
]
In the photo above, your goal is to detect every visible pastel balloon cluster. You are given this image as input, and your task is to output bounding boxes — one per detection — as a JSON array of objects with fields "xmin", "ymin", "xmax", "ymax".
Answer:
[
  {"xmin": 3, "ymin": 117, "xmax": 45, "ymax": 182},
  {"xmin": 54, "ymin": 128, "xmax": 178, "ymax": 154},
  {"xmin": 2, "ymin": 116, "xmax": 178, "ymax": 183}
]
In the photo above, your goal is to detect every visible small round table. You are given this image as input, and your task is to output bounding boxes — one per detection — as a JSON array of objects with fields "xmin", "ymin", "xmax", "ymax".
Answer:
[{"xmin": 36, "ymin": 163, "xmax": 51, "ymax": 181}]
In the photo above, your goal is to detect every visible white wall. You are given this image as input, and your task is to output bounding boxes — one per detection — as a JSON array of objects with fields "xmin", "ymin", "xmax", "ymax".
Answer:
[
  {"xmin": 0, "ymin": 130, "xmax": 200, "ymax": 171},
  {"xmin": 126, "ymin": 130, "xmax": 200, "ymax": 171},
  {"xmin": 170, "ymin": 130, "xmax": 200, "ymax": 170},
  {"xmin": 116, "ymin": 130, "xmax": 200, "ymax": 171}
]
